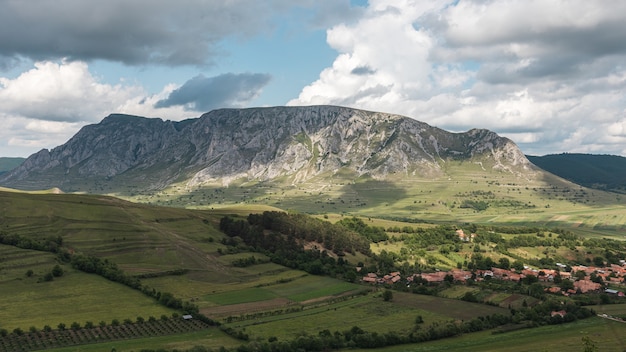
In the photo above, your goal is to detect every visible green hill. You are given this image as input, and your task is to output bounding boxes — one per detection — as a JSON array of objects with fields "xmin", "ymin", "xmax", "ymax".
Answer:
[
  {"xmin": 527, "ymin": 153, "xmax": 626, "ymax": 193},
  {"xmin": 1, "ymin": 190, "xmax": 625, "ymax": 351},
  {"xmin": 0, "ymin": 157, "xmax": 24, "ymax": 175}
]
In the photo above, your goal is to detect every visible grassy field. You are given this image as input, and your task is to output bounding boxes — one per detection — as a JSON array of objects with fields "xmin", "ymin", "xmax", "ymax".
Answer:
[
  {"xmin": 1, "ymin": 185, "xmax": 625, "ymax": 351},
  {"xmin": 349, "ymin": 317, "xmax": 626, "ymax": 352},
  {"xmin": 119, "ymin": 161, "xmax": 626, "ymax": 238},
  {"xmin": 226, "ymin": 290, "xmax": 509, "ymax": 341},
  {"xmin": 37, "ymin": 329, "xmax": 241, "ymax": 352},
  {"xmin": 0, "ymin": 249, "xmax": 174, "ymax": 331}
]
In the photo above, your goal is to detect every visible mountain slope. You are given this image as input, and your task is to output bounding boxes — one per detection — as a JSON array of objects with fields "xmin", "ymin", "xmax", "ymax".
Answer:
[
  {"xmin": 527, "ymin": 153, "xmax": 626, "ymax": 193},
  {"xmin": 0, "ymin": 106, "xmax": 535, "ymax": 193}
]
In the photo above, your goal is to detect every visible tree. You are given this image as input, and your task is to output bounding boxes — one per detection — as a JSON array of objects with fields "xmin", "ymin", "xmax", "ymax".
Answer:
[
  {"xmin": 382, "ymin": 289, "xmax": 393, "ymax": 302},
  {"xmin": 52, "ymin": 264, "xmax": 64, "ymax": 277},
  {"xmin": 42, "ymin": 272, "xmax": 54, "ymax": 282},
  {"xmin": 560, "ymin": 279, "xmax": 574, "ymax": 291},
  {"xmin": 25, "ymin": 269, "xmax": 34, "ymax": 277},
  {"xmin": 498, "ymin": 257, "xmax": 510, "ymax": 270},
  {"xmin": 582, "ymin": 335, "xmax": 598, "ymax": 352}
]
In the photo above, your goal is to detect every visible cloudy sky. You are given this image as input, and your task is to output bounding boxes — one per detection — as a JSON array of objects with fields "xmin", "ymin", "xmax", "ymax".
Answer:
[{"xmin": 1, "ymin": 0, "xmax": 625, "ymax": 157}]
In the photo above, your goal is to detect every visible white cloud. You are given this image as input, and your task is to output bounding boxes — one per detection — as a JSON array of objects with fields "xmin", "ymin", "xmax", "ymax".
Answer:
[
  {"xmin": 0, "ymin": 60, "xmax": 198, "ymax": 156},
  {"xmin": 0, "ymin": 60, "xmax": 144, "ymax": 122},
  {"xmin": 290, "ymin": 0, "xmax": 626, "ymax": 156}
]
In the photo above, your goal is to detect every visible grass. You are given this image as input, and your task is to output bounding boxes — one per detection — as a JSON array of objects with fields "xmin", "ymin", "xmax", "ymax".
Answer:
[
  {"xmin": 1, "ymin": 185, "xmax": 625, "ymax": 350},
  {"xmin": 38, "ymin": 329, "xmax": 241, "ymax": 352},
  {"xmin": 348, "ymin": 317, "xmax": 626, "ymax": 352},
  {"xmin": 205, "ymin": 287, "xmax": 279, "ymax": 305},
  {"xmin": 230, "ymin": 291, "xmax": 510, "ymax": 341},
  {"xmin": 0, "ymin": 267, "xmax": 174, "ymax": 331}
]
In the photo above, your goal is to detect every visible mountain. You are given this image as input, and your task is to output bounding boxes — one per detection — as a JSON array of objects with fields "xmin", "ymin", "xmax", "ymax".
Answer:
[
  {"xmin": 0, "ymin": 157, "xmax": 25, "ymax": 176},
  {"xmin": 527, "ymin": 153, "xmax": 626, "ymax": 193},
  {"xmin": 0, "ymin": 105, "xmax": 535, "ymax": 194}
]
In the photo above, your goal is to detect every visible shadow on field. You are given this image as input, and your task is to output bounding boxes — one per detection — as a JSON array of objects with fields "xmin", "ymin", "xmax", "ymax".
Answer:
[{"xmin": 337, "ymin": 179, "xmax": 407, "ymax": 209}]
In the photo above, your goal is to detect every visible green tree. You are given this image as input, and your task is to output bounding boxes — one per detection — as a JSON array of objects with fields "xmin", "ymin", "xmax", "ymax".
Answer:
[
  {"xmin": 582, "ymin": 335, "xmax": 598, "ymax": 352},
  {"xmin": 51, "ymin": 264, "xmax": 64, "ymax": 277},
  {"xmin": 42, "ymin": 272, "xmax": 54, "ymax": 282},
  {"xmin": 498, "ymin": 257, "xmax": 510, "ymax": 270},
  {"xmin": 560, "ymin": 279, "xmax": 574, "ymax": 291},
  {"xmin": 382, "ymin": 289, "xmax": 393, "ymax": 301}
]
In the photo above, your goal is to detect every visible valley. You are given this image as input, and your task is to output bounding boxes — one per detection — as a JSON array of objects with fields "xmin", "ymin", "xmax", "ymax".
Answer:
[{"xmin": 0, "ymin": 107, "xmax": 625, "ymax": 351}]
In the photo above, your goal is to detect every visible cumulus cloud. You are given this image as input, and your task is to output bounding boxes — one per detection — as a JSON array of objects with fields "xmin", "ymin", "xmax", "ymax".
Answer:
[
  {"xmin": 0, "ymin": 60, "xmax": 143, "ymax": 123},
  {"xmin": 155, "ymin": 73, "xmax": 271, "ymax": 111},
  {"xmin": 289, "ymin": 0, "xmax": 626, "ymax": 156},
  {"xmin": 0, "ymin": 60, "xmax": 196, "ymax": 156}
]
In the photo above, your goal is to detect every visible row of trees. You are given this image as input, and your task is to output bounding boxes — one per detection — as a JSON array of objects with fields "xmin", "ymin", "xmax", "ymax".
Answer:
[{"xmin": 0, "ymin": 231, "xmax": 63, "ymax": 253}]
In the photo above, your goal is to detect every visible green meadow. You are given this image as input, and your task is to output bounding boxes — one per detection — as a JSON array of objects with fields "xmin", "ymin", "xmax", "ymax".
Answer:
[
  {"xmin": 1, "ymin": 163, "xmax": 626, "ymax": 352},
  {"xmin": 349, "ymin": 317, "xmax": 626, "ymax": 352}
]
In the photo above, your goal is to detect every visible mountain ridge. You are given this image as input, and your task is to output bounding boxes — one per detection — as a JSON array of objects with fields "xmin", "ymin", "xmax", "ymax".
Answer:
[{"xmin": 0, "ymin": 105, "xmax": 536, "ymax": 193}]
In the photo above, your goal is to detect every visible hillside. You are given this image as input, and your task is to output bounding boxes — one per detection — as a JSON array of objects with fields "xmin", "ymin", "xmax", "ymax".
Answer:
[
  {"xmin": 1, "ymin": 190, "xmax": 625, "ymax": 351},
  {"xmin": 527, "ymin": 153, "xmax": 626, "ymax": 193},
  {"xmin": 0, "ymin": 157, "xmax": 24, "ymax": 176},
  {"xmin": 1, "ymin": 106, "xmax": 624, "ymax": 229}
]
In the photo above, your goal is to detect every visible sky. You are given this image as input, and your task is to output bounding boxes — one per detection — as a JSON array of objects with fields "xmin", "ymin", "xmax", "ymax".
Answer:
[{"xmin": 1, "ymin": 0, "xmax": 626, "ymax": 158}]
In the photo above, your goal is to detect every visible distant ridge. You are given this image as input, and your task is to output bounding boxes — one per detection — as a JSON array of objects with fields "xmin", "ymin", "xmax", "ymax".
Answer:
[
  {"xmin": 0, "ymin": 157, "xmax": 25, "ymax": 176},
  {"xmin": 527, "ymin": 153, "xmax": 626, "ymax": 193}
]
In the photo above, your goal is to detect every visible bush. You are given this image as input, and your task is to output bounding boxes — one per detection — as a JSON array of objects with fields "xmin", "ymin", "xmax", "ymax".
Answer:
[{"xmin": 383, "ymin": 289, "xmax": 393, "ymax": 301}]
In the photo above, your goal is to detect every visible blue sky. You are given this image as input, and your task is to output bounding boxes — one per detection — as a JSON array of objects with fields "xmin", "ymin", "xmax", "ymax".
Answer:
[{"xmin": 1, "ymin": 0, "xmax": 626, "ymax": 158}]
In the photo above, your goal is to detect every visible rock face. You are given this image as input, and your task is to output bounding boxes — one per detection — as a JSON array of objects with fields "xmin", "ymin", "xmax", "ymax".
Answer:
[{"xmin": 0, "ymin": 105, "xmax": 535, "ymax": 191}]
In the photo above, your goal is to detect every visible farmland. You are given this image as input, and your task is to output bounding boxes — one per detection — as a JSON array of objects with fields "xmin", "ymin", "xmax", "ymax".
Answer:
[{"xmin": 1, "ymin": 188, "xmax": 626, "ymax": 351}]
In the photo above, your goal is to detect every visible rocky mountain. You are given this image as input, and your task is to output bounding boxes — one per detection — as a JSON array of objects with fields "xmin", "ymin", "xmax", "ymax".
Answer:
[{"xmin": 0, "ymin": 105, "xmax": 536, "ymax": 193}]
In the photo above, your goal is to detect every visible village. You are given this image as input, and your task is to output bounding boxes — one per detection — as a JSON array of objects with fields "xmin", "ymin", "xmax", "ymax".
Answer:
[
  {"xmin": 362, "ymin": 261, "xmax": 626, "ymax": 297},
  {"xmin": 362, "ymin": 229, "xmax": 626, "ymax": 297}
]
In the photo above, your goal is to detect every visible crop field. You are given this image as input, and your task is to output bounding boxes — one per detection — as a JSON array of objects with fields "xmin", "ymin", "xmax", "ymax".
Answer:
[
  {"xmin": 19, "ymin": 328, "xmax": 241, "ymax": 352},
  {"xmin": 2, "ymin": 184, "xmax": 626, "ymax": 351},
  {"xmin": 0, "ymin": 249, "xmax": 174, "ymax": 331},
  {"xmin": 227, "ymin": 290, "xmax": 510, "ymax": 341}
]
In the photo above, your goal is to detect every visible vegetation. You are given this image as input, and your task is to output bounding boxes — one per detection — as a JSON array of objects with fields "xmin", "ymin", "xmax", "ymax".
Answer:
[
  {"xmin": 527, "ymin": 153, "xmax": 626, "ymax": 193},
  {"xmin": 0, "ymin": 157, "xmax": 24, "ymax": 175},
  {"xmin": 1, "ymin": 173, "xmax": 626, "ymax": 352}
]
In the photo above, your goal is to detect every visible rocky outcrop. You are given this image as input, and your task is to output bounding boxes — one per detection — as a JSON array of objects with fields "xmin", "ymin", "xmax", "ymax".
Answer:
[{"xmin": 0, "ymin": 105, "xmax": 535, "ymax": 191}]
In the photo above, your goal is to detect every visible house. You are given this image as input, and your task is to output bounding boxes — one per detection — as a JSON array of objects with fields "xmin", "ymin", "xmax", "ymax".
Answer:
[
  {"xmin": 182, "ymin": 315, "xmax": 193, "ymax": 320},
  {"xmin": 362, "ymin": 276, "xmax": 377, "ymax": 283},
  {"xmin": 573, "ymin": 279, "xmax": 601, "ymax": 293},
  {"xmin": 546, "ymin": 287, "xmax": 561, "ymax": 294},
  {"xmin": 551, "ymin": 310, "xmax": 567, "ymax": 318},
  {"xmin": 456, "ymin": 229, "xmax": 476, "ymax": 242}
]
